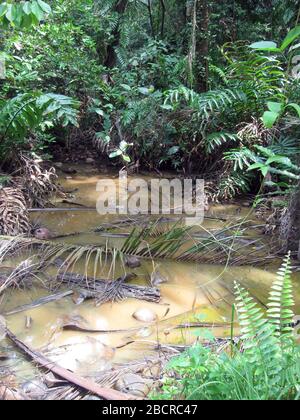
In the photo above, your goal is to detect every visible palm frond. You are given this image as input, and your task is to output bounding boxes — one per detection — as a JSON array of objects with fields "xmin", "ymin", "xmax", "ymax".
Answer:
[
  {"xmin": 0, "ymin": 187, "xmax": 30, "ymax": 235},
  {"xmin": 205, "ymin": 132, "xmax": 239, "ymax": 154}
]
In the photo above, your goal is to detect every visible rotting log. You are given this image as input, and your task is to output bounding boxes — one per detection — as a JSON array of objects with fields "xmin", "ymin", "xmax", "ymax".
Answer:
[
  {"xmin": 5, "ymin": 327, "xmax": 138, "ymax": 401},
  {"xmin": 55, "ymin": 272, "xmax": 161, "ymax": 304}
]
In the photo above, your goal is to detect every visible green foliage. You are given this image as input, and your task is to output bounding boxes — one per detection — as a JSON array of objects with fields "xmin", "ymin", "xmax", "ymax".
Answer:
[
  {"xmin": 0, "ymin": 0, "xmax": 299, "ymax": 201},
  {"xmin": 250, "ymin": 26, "xmax": 300, "ymax": 53},
  {"xmin": 156, "ymin": 256, "xmax": 300, "ymax": 400},
  {"xmin": 0, "ymin": 1, "xmax": 51, "ymax": 28},
  {"xmin": 0, "ymin": 93, "xmax": 79, "ymax": 159},
  {"xmin": 0, "ymin": 174, "xmax": 10, "ymax": 188},
  {"xmin": 2, "ymin": 1, "xmax": 103, "ymax": 97},
  {"xmin": 267, "ymin": 253, "xmax": 295, "ymax": 346}
]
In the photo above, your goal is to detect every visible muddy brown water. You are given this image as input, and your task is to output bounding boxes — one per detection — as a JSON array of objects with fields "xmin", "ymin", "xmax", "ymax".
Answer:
[{"xmin": 1, "ymin": 165, "xmax": 300, "ymax": 385}]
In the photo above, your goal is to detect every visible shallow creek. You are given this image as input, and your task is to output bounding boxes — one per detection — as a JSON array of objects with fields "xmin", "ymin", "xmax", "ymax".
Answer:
[{"xmin": 1, "ymin": 165, "xmax": 300, "ymax": 385}]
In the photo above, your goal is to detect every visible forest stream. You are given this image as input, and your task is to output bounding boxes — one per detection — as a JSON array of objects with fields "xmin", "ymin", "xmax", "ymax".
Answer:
[{"xmin": 1, "ymin": 165, "xmax": 300, "ymax": 398}]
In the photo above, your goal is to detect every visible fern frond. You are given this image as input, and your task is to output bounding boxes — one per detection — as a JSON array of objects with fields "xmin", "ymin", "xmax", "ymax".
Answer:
[
  {"xmin": 234, "ymin": 282, "xmax": 282, "ymax": 379},
  {"xmin": 267, "ymin": 252, "xmax": 295, "ymax": 346},
  {"xmin": 224, "ymin": 147, "xmax": 259, "ymax": 171},
  {"xmin": 205, "ymin": 132, "xmax": 239, "ymax": 153},
  {"xmin": 0, "ymin": 93, "xmax": 79, "ymax": 159},
  {"xmin": 165, "ymin": 86, "xmax": 246, "ymax": 118}
]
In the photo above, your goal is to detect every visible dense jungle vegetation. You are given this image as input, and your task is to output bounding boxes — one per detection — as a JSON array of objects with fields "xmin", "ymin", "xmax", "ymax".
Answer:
[
  {"xmin": 1, "ymin": 1, "xmax": 300, "ymax": 235},
  {"xmin": 0, "ymin": 0, "xmax": 300, "ymax": 401}
]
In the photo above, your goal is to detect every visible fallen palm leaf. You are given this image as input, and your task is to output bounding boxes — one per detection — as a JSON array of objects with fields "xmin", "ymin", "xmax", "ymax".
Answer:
[
  {"xmin": 0, "ymin": 259, "xmax": 38, "ymax": 295},
  {"xmin": 55, "ymin": 272, "xmax": 161, "ymax": 305},
  {"xmin": 0, "ymin": 187, "xmax": 29, "ymax": 236}
]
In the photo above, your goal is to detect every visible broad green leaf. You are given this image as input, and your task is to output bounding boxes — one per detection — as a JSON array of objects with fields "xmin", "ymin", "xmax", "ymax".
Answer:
[
  {"xmin": 94, "ymin": 109, "xmax": 104, "ymax": 117},
  {"xmin": 14, "ymin": 4, "xmax": 23, "ymax": 27},
  {"xmin": 23, "ymin": 2, "xmax": 32, "ymax": 15},
  {"xmin": 263, "ymin": 111, "xmax": 279, "ymax": 128},
  {"xmin": 280, "ymin": 26, "xmax": 300, "ymax": 51},
  {"xmin": 37, "ymin": 0, "xmax": 51, "ymax": 14},
  {"xmin": 5, "ymin": 4, "xmax": 15, "ymax": 23},
  {"xmin": 260, "ymin": 166, "xmax": 269, "ymax": 177},
  {"xmin": 0, "ymin": 4, "xmax": 7, "ymax": 18},
  {"xmin": 109, "ymin": 150, "xmax": 122, "ymax": 158},
  {"xmin": 120, "ymin": 84, "xmax": 131, "ymax": 92},
  {"xmin": 266, "ymin": 156, "xmax": 292, "ymax": 166},
  {"xmin": 248, "ymin": 162, "xmax": 266, "ymax": 171},
  {"xmin": 248, "ymin": 163, "xmax": 270, "ymax": 177},
  {"xmin": 267, "ymin": 101, "xmax": 284, "ymax": 114},
  {"xmin": 31, "ymin": 1, "xmax": 44, "ymax": 21},
  {"xmin": 123, "ymin": 155, "xmax": 131, "ymax": 163},
  {"xmin": 249, "ymin": 41, "xmax": 279, "ymax": 51}
]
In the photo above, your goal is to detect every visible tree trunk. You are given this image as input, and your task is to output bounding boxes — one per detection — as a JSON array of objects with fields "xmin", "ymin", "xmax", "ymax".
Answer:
[
  {"xmin": 280, "ymin": 181, "xmax": 300, "ymax": 258},
  {"xmin": 104, "ymin": 0, "xmax": 129, "ymax": 68},
  {"xmin": 196, "ymin": 0, "xmax": 209, "ymax": 91},
  {"xmin": 160, "ymin": 0, "xmax": 166, "ymax": 38},
  {"xmin": 187, "ymin": 0, "xmax": 210, "ymax": 91}
]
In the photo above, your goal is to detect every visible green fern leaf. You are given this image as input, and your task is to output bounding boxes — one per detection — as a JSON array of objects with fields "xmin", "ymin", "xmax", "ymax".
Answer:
[{"xmin": 267, "ymin": 252, "xmax": 295, "ymax": 346}]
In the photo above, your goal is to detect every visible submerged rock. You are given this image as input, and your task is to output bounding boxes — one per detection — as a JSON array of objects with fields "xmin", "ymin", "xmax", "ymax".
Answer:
[
  {"xmin": 62, "ymin": 167, "xmax": 77, "ymax": 175},
  {"xmin": 125, "ymin": 256, "xmax": 141, "ymax": 269},
  {"xmin": 34, "ymin": 228, "xmax": 52, "ymax": 240},
  {"xmin": 132, "ymin": 308, "xmax": 157, "ymax": 323},
  {"xmin": 114, "ymin": 373, "xmax": 153, "ymax": 398}
]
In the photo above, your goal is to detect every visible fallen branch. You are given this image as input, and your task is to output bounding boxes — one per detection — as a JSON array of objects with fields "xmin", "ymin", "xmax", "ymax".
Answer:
[
  {"xmin": 55, "ymin": 272, "xmax": 161, "ymax": 304},
  {"xmin": 5, "ymin": 327, "xmax": 138, "ymax": 400}
]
